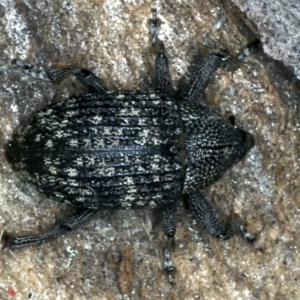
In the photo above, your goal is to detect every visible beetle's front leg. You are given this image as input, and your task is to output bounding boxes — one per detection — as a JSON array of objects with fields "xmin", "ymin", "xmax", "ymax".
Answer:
[
  {"xmin": 183, "ymin": 39, "xmax": 262, "ymax": 103},
  {"xmin": 162, "ymin": 205, "xmax": 177, "ymax": 283},
  {"xmin": 183, "ymin": 53, "xmax": 225, "ymax": 103},
  {"xmin": 2, "ymin": 207, "xmax": 98, "ymax": 249},
  {"xmin": 188, "ymin": 191, "xmax": 258, "ymax": 246}
]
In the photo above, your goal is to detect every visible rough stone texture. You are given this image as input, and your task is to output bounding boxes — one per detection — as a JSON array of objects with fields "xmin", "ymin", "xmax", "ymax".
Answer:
[
  {"xmin": 233, "ymin": 0, "xmax": 300, "ymax": 79},
  {"xmin": 0, "ymin": 0, "xmax": 299, "ymax": 299}
]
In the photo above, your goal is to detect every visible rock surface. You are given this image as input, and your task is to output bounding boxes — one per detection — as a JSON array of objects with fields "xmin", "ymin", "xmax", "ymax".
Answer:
[
  {"xmin": 0, "ymin": 0, "xmax": 299, "ymax": 299},
  {"xmin": 233, "ymin": 0, "xmax": 300, "ymax": 79}
]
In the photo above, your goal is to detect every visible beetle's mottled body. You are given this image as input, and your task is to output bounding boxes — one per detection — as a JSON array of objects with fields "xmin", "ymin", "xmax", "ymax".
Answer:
[
  {"xmin": 7, "ymin": 92, "xmax": 183, "ymax": 209},
  {"xmin": 3, "ymin": 18, "xmax": 258, "ymax": 277},
  {"xmin": 7, "ymin": 90, "xmax": 251, "ymax": 211}
]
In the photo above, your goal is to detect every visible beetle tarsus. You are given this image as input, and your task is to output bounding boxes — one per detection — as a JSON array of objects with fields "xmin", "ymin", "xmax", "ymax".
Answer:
[{"xmin": 2, "ymin": 208, "xmax": 97, "ymax": 249}]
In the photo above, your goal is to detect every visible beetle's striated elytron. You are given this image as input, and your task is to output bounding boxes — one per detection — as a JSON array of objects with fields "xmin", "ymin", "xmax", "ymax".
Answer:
[{"xmin": 3, "ymin": 17, "xmax": 257, "ymax": 276}]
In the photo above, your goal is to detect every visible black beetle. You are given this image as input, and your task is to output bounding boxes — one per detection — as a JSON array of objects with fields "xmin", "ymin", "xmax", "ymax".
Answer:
[{"xmin": 3, "ymin": 16, "xmax": 258, "ymax": 279}]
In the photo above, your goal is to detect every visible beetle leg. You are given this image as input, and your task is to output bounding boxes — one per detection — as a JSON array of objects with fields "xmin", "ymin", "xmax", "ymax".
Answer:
[
  {"xmin": 188, "ymin": 191, "xmax": 258, "ymax": 246},
  {"xmin": 154, "ymin": 45, "xmax": 173, "ymax": 93},
  {"xmin": 162, "ymin": 205, "xmax": 176, "ymax": 239},
  {"xmin": 184, "ymin": 39, "xmax": 262, "ymax": 103},
  {"xmin": 237, "ymin": 39, "xmax": 262, "ymax": 61},
  {"xmin": 183, "ymin": 53, "xmax": 225, "ymax": 103},
  {"xmin": 162, "ymin": 205, "xmax": 176, "ymax": 283},
  {"xmin": 47, "ymin": 67, "xmax": 107, "ymax": 93},
  {"xmin": 13, "ymin": 60, "xmax": 107, "ymax": 93},
  {"xmin": 2, "ymin": 207, "xmax": 98, "ymax": 249},
  {"xmin": 149, "ymin": 10, "xmax": 160, "ymax": 47},
  {"xmin": 150, "ymin": 13, "xmax": 173, "ymax": 93}
]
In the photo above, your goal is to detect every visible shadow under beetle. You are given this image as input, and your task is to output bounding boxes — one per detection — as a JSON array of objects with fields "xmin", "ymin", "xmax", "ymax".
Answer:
[{"xmin": 2, "ymin": 15, "xmax": 258, "ymax": 281}]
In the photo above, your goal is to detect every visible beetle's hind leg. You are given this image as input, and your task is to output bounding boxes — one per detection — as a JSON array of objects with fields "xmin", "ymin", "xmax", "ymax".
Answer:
[
  {"xmin": 47, "ymin": 67, "xmax": 108, "ymax": 93},
  {"xmin": 162, "ymin": 206, "xmax": 177, "ymax": 283},
  {"xmin": 13, "ymin": 60, "xmax": 107, "ymax": 93},
  {"xmin": 150, "ymin": 13, "xmax": 173, "ymax": 93},
  {"xmin": 2, "ymin": 207, "xmax": 98, "ymax": 249}
]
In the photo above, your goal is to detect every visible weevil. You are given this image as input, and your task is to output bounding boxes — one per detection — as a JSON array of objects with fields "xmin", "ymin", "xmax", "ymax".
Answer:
[{"xmin": 2, "ymin": 15, "xmax": 258, "ymax": 280}]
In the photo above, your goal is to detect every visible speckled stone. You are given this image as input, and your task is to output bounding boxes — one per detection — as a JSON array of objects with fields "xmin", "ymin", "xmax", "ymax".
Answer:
[
  {"xmin": 0, "ymin": 1, "xmax": 299, "ymax": 299},
  {"xmin": 233, "ymin": 0, "xmax": 300, "ymax": 79}
]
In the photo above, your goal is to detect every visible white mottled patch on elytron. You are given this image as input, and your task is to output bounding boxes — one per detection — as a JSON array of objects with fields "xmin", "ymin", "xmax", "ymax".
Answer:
[
  {"xmin": 121, "ymin": 118, "xmax": 129, "ymax": 125},
  {"xmin": 44, "ymin": 157, "xmax": 51, "ymax": 165},
  {"xmin": 61, "ymin": 119, "xmax": 69, "ymax": 125},
  {"xmin": 44, "ymin": 109, "xmax": 53, "ymax": 115},
  {"xmin": 153, "ymin": 175, "xmax": 160, "ymax": 182},
  {"xmin": 135, "ymin": 137, "xmax": 147, "ymax": 145},
  {"xmin": 75, "ymin": 157, "xmax": 83, "ymax": 167},
  {"xmin": 149, "ymin": 201, "xmax": 156, "ymax": 207},
  {"xmin": 153, "ymin": 154, "xmax": 161, "ymax": 162},
  {"xmin": 163, "ymin": 164, "xmax": 172, "ymax": 172},
  {"xmin": 138, "ymin": 118, "xmax": 146, "ymax": 126},
  {"xmin": 86, "ymin": 156, "xmax": 95, "ymax": 166},
  {"xmin": 124, "ymin": 156, "xmax": 131, "ymax": 164},
  {"xmin": 118, "ymin": 128, "xmax": 126, "ymax": 136},
  {"xmin": 54, "ymin": 192, "xmax": 63, "ymax": 199},
  {"xmin": 149, "ymin": 93, "xmax": 158, "ymax": 99},
  {"xmin": 66, "ymin": 110, "xmax": 76, "ymax": 116},
  {"xmin": 119, "ymin": 109, "xmax": 127, "ymax": 115},
  {"xmin": 175, "ymin": 163, "xmax": 182, "ymax": 170},
  {"xmin": 69, "ymin": 139, "xmax": 78, "ymax": 147},
  {"xmin": 49, "ymin": 166, "xmax": 57, "ymax": 175},
  {"xmin": 126, "ymin": 108, "xmax": 139, "ymax": 116},
  {"xmin": 75, "ymin": 197, "xmax": 86, "ymax": 202},
  {"xmin": 124, "ymin": 177, "xmax": 134, "ymax": 185},
  {"xmin": 139, "ymin": 129, "xmax": 150, "ymax": 137},
  {"xmin": 54, "ymin": 100, "xmax": 64, "ymax": 106},
  {"xmin": 110, "ymin": 139, "xmax": 120, "ymax": 147},
  {"xmin": 55, "ymin": 130, "xmax": 64, "ymax": 138},
  {"xmin": 137, "ymin": 165, "xmax": 146, "ymax": 173},
  {"xmin": 47, "ymin": 176, "xmax": 57, "ymax": 183},
  {"xmin": 34, "ymin": 133, "xmax": 41, "ymax": 142},
  {"xmin": 83, "ymin": 138, "xmax": 92, "ymax": 148},
  {"xmin": 153, "ymin": 137, "xmax": 160, "ymax": 145},
  {"xmin": 153, "ymin": 118, "xmax": 159, "ymax": 125},
  {"xmin": 68, "ymin": 179, "xmax": 79, "ymax": 186},
  {"xmin": 90, "ymin": 115, "xmax": 103, "ymax": 124},
  {"xmin": 103, "ymin": 167, "xmax": 115, "ymax": 176},
  {"xmin": 79, "ymin": 188, "xmax": 93, "ymax": 196},
  {"xmin": 65, "ymin": 168, "xmax": 78, "ymax": 177},
  {"xmin": 123, "ymin": 186, "xmax": 137, "ymax": 194},
  {"xmin": 116, "ymin": 94, "xmax": 125, "ymax": 99},
  {"xmin": 121, "ymin": 202, "xmax": 132, "ymax": 208},
  {"xmin": 123, "ymin": 194, "xmax": 135, "ymax": 202},
  {"xmin": 66, "ymin": 187, "xmax": 76, "ymax": 194},
  {"xmin": 38, "ymin": 118, "xmax": 46, "ymax": 125},
  {"xmin": 103, "ymin": 127, "xmax": 112, "ymax": 135}
]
